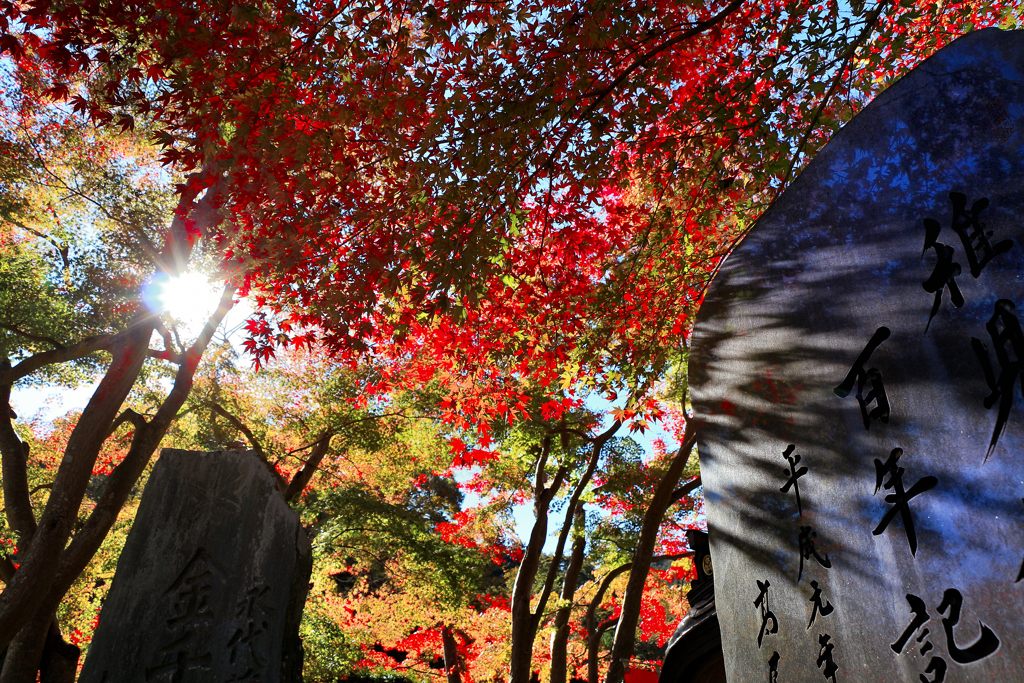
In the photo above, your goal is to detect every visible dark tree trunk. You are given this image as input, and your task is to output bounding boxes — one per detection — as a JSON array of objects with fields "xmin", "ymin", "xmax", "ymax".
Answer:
[
  {"xmin": 441, "ymin": 624, "xmax": 462, "ymax": 683},
  {"xmin": 39, "ymin": 618, "xmax": 79, "ymax": 683},
  {"xmin": 603, "ymin": 424, "xmax": 698, "ymax": 683},
  {"xmin": 549, "ymin": 508, "xmax": 586, "ymax": 683},
  {"xmin": 0, "ymin": 612, "xmax": 77, "ymax": 683},
  {"xmin": 510, "ymin": 437, "xmax": 563, "ymax": 683}
]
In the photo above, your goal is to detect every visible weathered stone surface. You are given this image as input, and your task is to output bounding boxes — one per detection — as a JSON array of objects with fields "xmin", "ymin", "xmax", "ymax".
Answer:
[
  {"xmin": 80, "ymin": 449, "xmax": 311, "ymax": 683},
  {"xmin": 690, "ymin": 29, "xmax": 1024, "ymax": 682}
]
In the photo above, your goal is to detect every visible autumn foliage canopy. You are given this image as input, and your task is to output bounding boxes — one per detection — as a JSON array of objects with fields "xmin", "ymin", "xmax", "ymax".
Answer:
[{"xmin": 0, "ymin": 0, "xmax": 1019, "ymax": 681}]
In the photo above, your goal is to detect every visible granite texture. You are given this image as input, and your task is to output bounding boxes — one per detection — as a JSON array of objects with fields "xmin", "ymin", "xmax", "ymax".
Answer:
[
  {"xmin": 79, "ymin": 449, "xmax": 311, "ymax": 683},
  {"xmin": 690, "ymin": 28, "xmax": 1024, "ymax": 682}
]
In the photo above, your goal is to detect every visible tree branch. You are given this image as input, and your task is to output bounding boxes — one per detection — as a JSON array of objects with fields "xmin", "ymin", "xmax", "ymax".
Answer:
[
  {"xmin": 147, "ymin": 348, "xmax": 183, "ymax": 363},
  {"xmin": 283, "ymin": 429, "xmax": 334, "ymax": 502},
  {"xmin": 154, "ymin": 319, "xmax": 179, "ymax": 355},
  {"xmin": 201, "ymin": 401, "xmax": 267, "ymax": 461},
  {"xmin": 533, "ymin": 436, "xmax": 552, "ymax": 502},
  {"xmin": 669, "ymin": 475, "xmax": 702, "ymax": 507},
  {"xmin": 576, "ymin": 0, "xmax": 744, "ymax": 123},
  {"xmin": 533, "ymin": 421, "xmax": 621, "ymax": 627},
  {"xmin": 7, "ymin": 220, "xmax": 69, "ymax": 270},
  {"xmin": 0, "ymin": 324, "xmax": 65, "ymax": 350},
  {"xmin": 0, "ymin": 372, "xmax": 38, "ymax": 552},
  {"xmin": 103, "ymin": 409, "xmax": 147, "ymax": 441},
  {"xmin": 0, "ymin": 329, "xmax": 132, "ymax": 386}
]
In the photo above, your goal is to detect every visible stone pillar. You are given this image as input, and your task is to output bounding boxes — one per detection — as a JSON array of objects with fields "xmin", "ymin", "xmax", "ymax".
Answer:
[{"xmin": 80, "ymin": 449, "xmax": 312, "ymax": 683}]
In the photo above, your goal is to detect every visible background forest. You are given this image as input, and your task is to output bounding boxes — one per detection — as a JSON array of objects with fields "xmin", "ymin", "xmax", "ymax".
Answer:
[{"xmin": 1, "ymin": 1, "xmax": 1022, "ymax": 681}]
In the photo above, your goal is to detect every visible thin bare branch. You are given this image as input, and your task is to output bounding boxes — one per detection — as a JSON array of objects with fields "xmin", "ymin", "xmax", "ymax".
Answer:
[
  {"xmin": 6, "ymin": 220, "xmax": 70, "ymax": 270},
  {"xmin": 283, "ymin": 429, "xmax": 334, "ymax": 502}
]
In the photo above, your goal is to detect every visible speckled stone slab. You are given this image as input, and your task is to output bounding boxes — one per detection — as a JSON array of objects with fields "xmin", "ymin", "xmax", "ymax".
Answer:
[
  {"xmin": 690, "ymin": 28, "xmax": 1024, "ymax": 683},
  {"xmin": 80, "ymin": 449, "xmax": 311, "ymax": 683}
]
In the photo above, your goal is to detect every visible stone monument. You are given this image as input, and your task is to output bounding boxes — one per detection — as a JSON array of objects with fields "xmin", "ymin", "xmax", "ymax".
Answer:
[
  {"xmin": 80, "ymin": 449, "xmax": 312, "ymax": 683},
  {"xmin": 690, "ymin": 28, "xmax": 1024, "ymax": 681}
]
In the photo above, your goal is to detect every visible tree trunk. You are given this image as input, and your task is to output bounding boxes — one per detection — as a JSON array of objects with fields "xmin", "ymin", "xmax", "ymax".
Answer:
[
  {"xmin": 549, "ymin": 508, "xmax": 586, "ymax": 683},
  {"xmin": 0, "ymin": 386, "xmax": 37, "ymax": 554},
  {"xmin": 0, "ymin": 320, "xmax": 155, "ymax": 650},
  {"xmin": 0, "ymin": 610, "xmax": 77, "ymax": 683},
  {"xmin": 39, "ymin": 619, "xmax": 79, "ymax": 683},
  {"xmin": 441, "ymin": 624, "xmax": 462, "ymax": 683},
  {"xmin": 532, "ymin": 423, "xmax": 618, "ymax": 627},
  {"xmin": 587, "ymin": 619, "xmax": 617, "ymax": 683},
  {"xmin": 509, "ymin": 437, "xmax": 563, "ymax": 683},
  {"xmin": 603, "ymin": 425, "xmax": 698, "ymax": 683},
  {"xmin": 510, "ymin": 423, "xmax": 618, "ymax": 683}
]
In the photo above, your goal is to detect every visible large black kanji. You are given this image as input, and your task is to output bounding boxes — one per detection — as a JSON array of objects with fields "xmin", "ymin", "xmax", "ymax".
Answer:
[
  {"xmin": 834, "ymin": 327, "xmax": 891, "ymax": 429},
  {"xmin": 971, "ymin": 299, "xmax": 1024, "ymax": 460},
  {"xmin": 872, "ymin": 448, "xmax": 938, "ymax": 556}
]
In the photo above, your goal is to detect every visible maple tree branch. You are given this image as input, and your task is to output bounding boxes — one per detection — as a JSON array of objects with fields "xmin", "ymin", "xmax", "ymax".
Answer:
[
  {"xmin": 6, "ymin": 221, "xmax": 70, "ymax": 271},
  {"xmin": 579, "ymin": 5, "xmax": 742, "ymax": 102},
  {"xmin": 543, "ymin": 463, "xmax": 568, "ymax": 507},
  {"xmin": 103, "ymin": 409, "xmax": 147, "ymax": 441},
  {"xmin": 147, "ymin": 348, "xmax": 183, "ymax": 363},
  {"xmin": 669, "ymin": 475, "xmax": 702, "ymax": 507},
  {"xmin": 585, "ymin": 551, "xmax": 693, "ymax": 635},
  {"xmin": 574, "ymin": 1, "xmax": 744, "ymax": 131},
  {"xmin": 154, "ymin": 319, "xmax": 178, "ymax": 355},
  {"xmin": 596, "ymin": 618, "xmax": 617, "ymax": 635},
  {"xmin": 200, "ymin": 399, "xmax": 289, "ymax": 495},
  {"xmin": 0, "ymin": 324, "xmax": 65, "ymax": 350},
  {"xmin": 781, "ymin": 0, "xmax": 889, "ymax": 187},
  {"xmin": 26, "ymin": 483, "xmax": 53, "ymax": 497},
  {"xmin": 0, "ymin": 327, "xmax": 136, "ymax": 386},
  {"xmin": 0, "ymin": 375, "xmax": 37, "ymax": 552},
  {"xmin": 533, "ymin": 421, "xmax": 621, "ymax": 627},
  {"xmin": 201, "ymin": 401, "xmax": 268, "ymax": 462},
  {"xmin": 283, "ymin": 429, "xmax": 334, "ymax": 502},
  {"xmin": 533, "ymin": 436, "xmax": 552, "ymax": 501}
]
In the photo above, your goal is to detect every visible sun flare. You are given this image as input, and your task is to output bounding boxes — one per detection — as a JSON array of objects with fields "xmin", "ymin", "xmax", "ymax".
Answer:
[{"xmin": 142, "ymin": 271, "xmax": 223, "ymax": 330}]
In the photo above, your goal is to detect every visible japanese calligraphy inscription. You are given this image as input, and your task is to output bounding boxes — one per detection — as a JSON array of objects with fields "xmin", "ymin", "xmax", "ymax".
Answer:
[
  {"xmin": 80, "ymin": 450, "xmax": 312, "ymax": 682},
  {"xmin": 690, "ymin": 29, "xmax": 1024, "ymax": 682}
]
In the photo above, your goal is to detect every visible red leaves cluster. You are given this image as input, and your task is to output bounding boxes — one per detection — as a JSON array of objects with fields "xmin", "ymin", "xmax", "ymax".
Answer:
[{"xmin": 435, "ymin": 508, "xmax": 521, "ymax": 565}]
